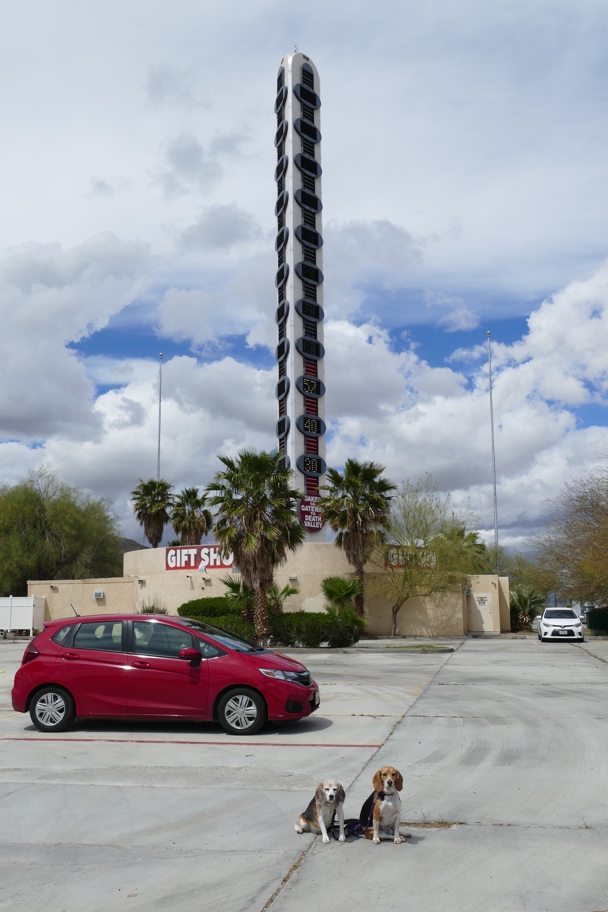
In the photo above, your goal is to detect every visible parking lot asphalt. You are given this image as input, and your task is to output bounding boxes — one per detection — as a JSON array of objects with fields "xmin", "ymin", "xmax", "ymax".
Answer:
[{"xmin": 1, "ymin": 637, "xmax": 608, "ymax": 911}]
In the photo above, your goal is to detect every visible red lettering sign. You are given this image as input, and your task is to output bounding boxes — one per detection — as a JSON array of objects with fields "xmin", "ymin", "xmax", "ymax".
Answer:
[
  {"xmin": 299, "ymin": 496, "xmax": 324, "ymax": 532},
  {"xmin": 165, "ymin": 545, "xmax": 233, "ymax": 571}
]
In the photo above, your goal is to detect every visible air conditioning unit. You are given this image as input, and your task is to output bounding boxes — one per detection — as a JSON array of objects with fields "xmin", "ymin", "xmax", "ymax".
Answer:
[{"xmin": 93, "ymin": 590, "xmax": 105, "ymax": 599}]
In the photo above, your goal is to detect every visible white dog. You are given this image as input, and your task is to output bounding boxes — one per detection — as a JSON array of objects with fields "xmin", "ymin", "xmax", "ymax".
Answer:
[{"xmin": 295, "ymin": 780, "xmax": 346, "ymax": 843}]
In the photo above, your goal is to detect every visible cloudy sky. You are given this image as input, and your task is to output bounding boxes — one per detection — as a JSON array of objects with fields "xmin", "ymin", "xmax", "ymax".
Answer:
[{"xmin": 1, "ymin": 0, "xmax": 608, "ymax": 548}]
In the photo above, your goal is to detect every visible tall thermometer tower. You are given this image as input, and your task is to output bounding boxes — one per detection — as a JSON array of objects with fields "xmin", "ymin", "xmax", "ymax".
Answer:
[{"xmin": 274, "ymin": 52, "xmax": 326, "ymax": 536}]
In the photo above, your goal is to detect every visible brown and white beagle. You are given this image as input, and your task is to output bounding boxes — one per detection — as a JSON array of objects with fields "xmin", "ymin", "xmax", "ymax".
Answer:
[
  {"xmin": 359, "ymin": 766, "xmax": 404, "ymax": 844},
  {"xmin": 295, "ymin": 780, "xmax": 346, "ymax": 844}
]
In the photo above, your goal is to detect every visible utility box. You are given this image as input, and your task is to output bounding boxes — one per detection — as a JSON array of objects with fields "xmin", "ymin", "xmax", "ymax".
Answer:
[{"xmin": 0, "ymin": 596, "xmax": 46, "ymax": 635}]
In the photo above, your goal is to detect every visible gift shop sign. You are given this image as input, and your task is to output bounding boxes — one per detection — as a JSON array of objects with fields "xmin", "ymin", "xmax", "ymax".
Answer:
[
  {"xmin": 299, "ymin": 496, "xmax": 324, "ymax": 532},
  {"xmin": 165, "ymin": 545, "xmax": 233, "ymax": 571}
]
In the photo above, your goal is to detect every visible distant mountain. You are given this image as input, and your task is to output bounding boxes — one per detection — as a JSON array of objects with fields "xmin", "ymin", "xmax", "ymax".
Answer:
[{"xmin": 118, "ymin": 537, "xmax": 149, "ymax": 554}]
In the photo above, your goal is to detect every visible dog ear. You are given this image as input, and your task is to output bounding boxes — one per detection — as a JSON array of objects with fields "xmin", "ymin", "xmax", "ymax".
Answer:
[
  {"xmin": 394, "ymin": 770, "xmax": 403, "ymax": 792},
  {"xmin": 336, "ymin": 784, "xmax": 346, "ymax": 805},
  {"xmin": 315, "ymin": 782, "xmax": 326, "ymax": 805},
  {"xmin": 372, "ymin": 769, "xmax": 384, "ymax": 793}
]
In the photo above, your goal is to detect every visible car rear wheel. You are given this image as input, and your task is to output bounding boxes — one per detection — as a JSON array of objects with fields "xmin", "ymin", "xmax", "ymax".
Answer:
[
  {"xmin": 30, "ymin": 686, "xmax": 75, "ymax": 733},
  {"xmin": 218, "ymin": 688, "xmax": 267, "ymax": 736}
]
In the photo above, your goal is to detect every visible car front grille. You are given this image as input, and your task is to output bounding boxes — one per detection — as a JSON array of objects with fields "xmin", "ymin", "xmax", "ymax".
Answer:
[
  {"xmin": 551, "ymin": 629, "xmax": 575, "ymax": 637},
  {"xmin": 293, "ymin": 671, "xmax": 311, "ymax": 686}
]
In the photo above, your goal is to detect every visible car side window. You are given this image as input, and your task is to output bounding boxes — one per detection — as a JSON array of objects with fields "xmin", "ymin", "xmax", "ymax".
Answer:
[
  {"xmin": 73, "ymin": 622, "xmax": 123, "ymax": 652},
  {"xmin": 198, "ymin": 639, "xmax": 225, "ymax": 659},
  {"xmin": 133, "ymin": 622, "xmax": 193, "ymax": 658},
  {"xmin": 51, "ymin": 624, "xmax": 75, "ymax": 645}
]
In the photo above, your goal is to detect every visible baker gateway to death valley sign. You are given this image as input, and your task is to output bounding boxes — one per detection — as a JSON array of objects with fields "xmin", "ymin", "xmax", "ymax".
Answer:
[{"xmin": 299, "ymin": 496, "xmax": 324, "ymax": 532}]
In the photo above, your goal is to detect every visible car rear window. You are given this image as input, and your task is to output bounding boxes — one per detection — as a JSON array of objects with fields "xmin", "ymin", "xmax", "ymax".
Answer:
[
  {"xmin": 51, "ymin": 624, "xmax": 75, "ymax": 645},
  {"xmin": 544, "ymin": 609, "xmax": 578, "ymax": 619}
]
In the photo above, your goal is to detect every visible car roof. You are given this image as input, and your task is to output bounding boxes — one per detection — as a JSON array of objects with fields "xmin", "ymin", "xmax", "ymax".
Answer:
[{"xmin": 43, "ymin": 613, "xmax": 186, "ymax": 628}]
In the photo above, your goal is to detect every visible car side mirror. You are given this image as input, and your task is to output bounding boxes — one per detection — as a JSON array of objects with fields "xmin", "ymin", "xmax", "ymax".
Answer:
[{"xmin": 179, "ymin": 647, "xmax": 202, "ymax": 666}]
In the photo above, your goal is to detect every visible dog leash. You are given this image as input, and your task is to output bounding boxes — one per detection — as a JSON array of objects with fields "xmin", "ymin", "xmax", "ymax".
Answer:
[{"xmin": 329, "ymin": 791, "xmax": 386, "ymax": 840}]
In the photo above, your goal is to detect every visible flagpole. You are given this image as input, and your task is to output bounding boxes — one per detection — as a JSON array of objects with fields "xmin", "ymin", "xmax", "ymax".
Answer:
[
  {"xmin": 487, "ymin": 331, "xmax": 499, "ymax": 573},
  {"xmin": 157, "ymin": 353, "xmax": 163, "ymax": 480}
]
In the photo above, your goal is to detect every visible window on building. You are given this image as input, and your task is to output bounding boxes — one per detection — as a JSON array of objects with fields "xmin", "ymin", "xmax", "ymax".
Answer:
[
  {"xmin": 305, "ymin": 436, "xmax": 319, "ymax": 454},
  {"xmin": 303, "ymin": 246, "xmax": 316, "ymax": 265},
  {"xmin": 301, "ymin": 68, "xmax": 314, "ymax": 90},
  {"xmin": 304, "ymin": 359, "xmax": 318, "ymax": 377},
  {"xmin": 302, "ymin": 173, "xmax": 315, "ymax": 193},
  {"xmin": 303, "ymin": 281, "xmax": 317, "ymax": 300},
  {"xmin": 302, "ymin": 104, "xmax": 315, "ymax": 124},
  {"xmin": 303, "ymin": 318, "xmax": 317, "ymax": 338},
  {"xmin": 302, "ymin": 138, "xmax": 315, "ymax": 157},
  {"xmin": 303, "ymin": 211, "xmax": 316, "ymax": 229},
  {"xmin": 304, "ymin": 396, "xmax": 318, "ymax": 415}
]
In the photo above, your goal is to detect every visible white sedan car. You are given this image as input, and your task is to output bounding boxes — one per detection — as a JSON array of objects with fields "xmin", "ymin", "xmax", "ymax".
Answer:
[{"xmin": 539, "ymin": 608, "xmax": 584, "ymax": 642}]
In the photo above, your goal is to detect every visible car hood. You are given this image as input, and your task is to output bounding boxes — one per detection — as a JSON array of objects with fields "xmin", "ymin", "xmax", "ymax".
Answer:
[{"xmin": 241, "ymin": 650, "xmax": 308, "ymax": 673}]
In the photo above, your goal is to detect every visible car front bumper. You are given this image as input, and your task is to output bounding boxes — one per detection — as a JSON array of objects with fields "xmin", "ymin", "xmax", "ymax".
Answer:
[{"xmin": 541, "ymin": 627, "xmax": 584, "ymax": 639}]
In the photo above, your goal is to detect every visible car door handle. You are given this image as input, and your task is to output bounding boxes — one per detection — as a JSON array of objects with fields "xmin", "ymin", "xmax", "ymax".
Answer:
[
  {"xmin": 63, "ymin": 653, "xmax": 79, "ymax": 661},
  {"xmin": 131, "ymin": 661, "xmax": 151, "ymax": 669}
]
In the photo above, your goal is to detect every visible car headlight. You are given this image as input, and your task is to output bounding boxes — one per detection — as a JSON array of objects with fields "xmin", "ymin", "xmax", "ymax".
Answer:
[{"xmin": 260, "ymin": 668, "xmax": 301, "ymax": 682}]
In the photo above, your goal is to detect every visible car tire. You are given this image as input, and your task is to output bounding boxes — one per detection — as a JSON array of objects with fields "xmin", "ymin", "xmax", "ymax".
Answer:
[
  {"xmin": 218, "ymin": 687, "xmax": 267, "ymax": 736},
  {"xmin": 30, "ymin": 686, "xmax": 75, "ymax": 733}
]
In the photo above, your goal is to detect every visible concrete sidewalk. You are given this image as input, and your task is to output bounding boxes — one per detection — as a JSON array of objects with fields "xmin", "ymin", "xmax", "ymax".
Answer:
[{"xmin": 2, "ymin": 639, "xmax": 608, "ymax": 910}]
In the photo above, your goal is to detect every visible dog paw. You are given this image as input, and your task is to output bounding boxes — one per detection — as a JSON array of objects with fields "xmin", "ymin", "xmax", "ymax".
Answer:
[
  {"xmin": 294, "ymin": 826, "xmax": 303, "ymax": 834},
  {"xmin": 394, "ymin": 837, "xmax": 403, "ymax": 845},
  {"xmin": 339, "ymin": 835, "xmax": 346, "ymax": 843},
  {"xmin": 322, "ymin": 836, "xmax": 330, "ymax": 844},
  {"xmin": 373, "ymin": 838, "xmax": 380, "ymax": 845}
]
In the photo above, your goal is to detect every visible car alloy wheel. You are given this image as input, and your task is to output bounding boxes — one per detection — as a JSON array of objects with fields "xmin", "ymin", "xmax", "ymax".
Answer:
[
  {"xmin": 218, "ymin": 687, "xmax": 267, "ymax": 736},
  {"xmin": 30, "ymin": 686, "xmax": 75, "ymax": 733}
]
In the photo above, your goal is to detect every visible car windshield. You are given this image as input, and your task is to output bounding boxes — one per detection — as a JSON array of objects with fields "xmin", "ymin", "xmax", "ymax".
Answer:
[
  {"xmin": 544, "ymin": 609, "xmax": 578, "ymax": 619},
  {"xmin": 179, "ymin": 618, "xmax": 265, "ymax": 653}
]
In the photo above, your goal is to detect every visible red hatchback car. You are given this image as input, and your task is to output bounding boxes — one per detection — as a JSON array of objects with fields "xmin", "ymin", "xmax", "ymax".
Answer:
[{"xmin": 12, "ymin": 614, "xmax": 320, "ymax": 736}]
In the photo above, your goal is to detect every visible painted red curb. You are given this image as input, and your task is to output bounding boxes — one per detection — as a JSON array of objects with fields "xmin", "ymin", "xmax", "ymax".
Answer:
[{"xmin": 0, "ymin": 737, "xmax": 381, "ymax": 748}]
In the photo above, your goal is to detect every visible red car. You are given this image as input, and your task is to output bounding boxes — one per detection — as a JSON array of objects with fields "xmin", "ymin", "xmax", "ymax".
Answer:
[{"xmin": 12, "ymin": 614, "xmax": 320, "ymax": 736}]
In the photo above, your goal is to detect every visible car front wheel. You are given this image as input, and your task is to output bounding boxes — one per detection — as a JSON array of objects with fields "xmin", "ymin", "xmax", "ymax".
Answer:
[
  {"xmin": 218, "ymin": 688, "xmax": 267, "ymax": 736},
  {"xmin": 30, "ymin": 686, "xmax": 75, "ymax": 733}
]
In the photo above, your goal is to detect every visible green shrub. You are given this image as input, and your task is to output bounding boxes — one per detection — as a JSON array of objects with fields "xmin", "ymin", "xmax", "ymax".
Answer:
[
  {"xmin": 325, "ymin": 605, "xmax": 367, "ymax": 647},
  {"xmin": 587, "ymin": 607, "xmax": 608, "ymax": 633},
  {"xmin": 177, "ymin": 597, "xmax": 238, "ymax": 619},
  {"xmin": 200, "ymin": 615, "xmax": 256, "ymax": 641},
  {"xmin": 271, "ymin": 612, "xmax": 327, "ymax": 648}
]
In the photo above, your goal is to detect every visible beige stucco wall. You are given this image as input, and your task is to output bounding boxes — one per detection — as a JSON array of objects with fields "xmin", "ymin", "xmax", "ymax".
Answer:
[
  {"xmin": 365, "ymin": 589, "xmax": 466, "ymax": 637},
  {"xmin": 28, "ymin": 578, "xmax": 139, "ymax": 622},
  {"xmin": 464, "ymin": 575, "xmax": 511, "ymax": 634},
  {"xmin": 29, "ymin": 544, "xmax": 510, "ymax": 636}
]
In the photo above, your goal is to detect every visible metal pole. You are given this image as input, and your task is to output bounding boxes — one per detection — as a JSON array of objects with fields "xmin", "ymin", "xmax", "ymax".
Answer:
[
  {"xmin": 487, "ymin": 331, "xmax": 499, "ymax": 573},
  {"xmin": 157, "ymin": 353, "xmax": 163, "ymax": 480}
]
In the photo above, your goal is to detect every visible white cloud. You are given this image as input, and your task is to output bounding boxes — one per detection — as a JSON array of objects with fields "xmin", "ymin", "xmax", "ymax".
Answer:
[
  {"xmin": 180, "ymin": 205, "xmax": 257, "ymax": 250},
  {"xmin": 0, "ymin": 234, "xmax": 150, "ymax": 440},
  {"xmin": 146, "ymin": 63, "xmax": 206, "ymax": 109}
]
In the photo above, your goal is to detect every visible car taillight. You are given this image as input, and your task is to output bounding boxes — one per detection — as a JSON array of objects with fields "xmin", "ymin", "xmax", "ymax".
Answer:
[{"xmin": 22, "ymin": 644, "xmax": 40, "ymax": 665}]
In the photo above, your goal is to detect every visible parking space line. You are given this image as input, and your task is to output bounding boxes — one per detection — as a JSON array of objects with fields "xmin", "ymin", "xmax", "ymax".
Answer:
[{"xmin": 0, "ymin": 737, "xmax": 381, "ymax": 747}]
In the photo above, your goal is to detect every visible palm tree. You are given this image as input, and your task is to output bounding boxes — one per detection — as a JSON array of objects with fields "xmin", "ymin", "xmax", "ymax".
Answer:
[
  {"xmin": 318, "ymin": 459, "xmax": 396, "ymax": 616},
  {"xmin": 205, "ymin": 450, "xmax": 306, "ymax": 641},
  {"xmin": 171, "ymin": 487, "xmax": 213, "ymax": 545},
  {"xmin": 510, "ymin": 586, "xmax": 546, "ymax": 630},
  {"xmin": 321, "ymin": 576, "xmax": 362, "ymax": 609},
  {"xmin": 130, "ymin": 479, "xmax": 174, "ymax": 548}
]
